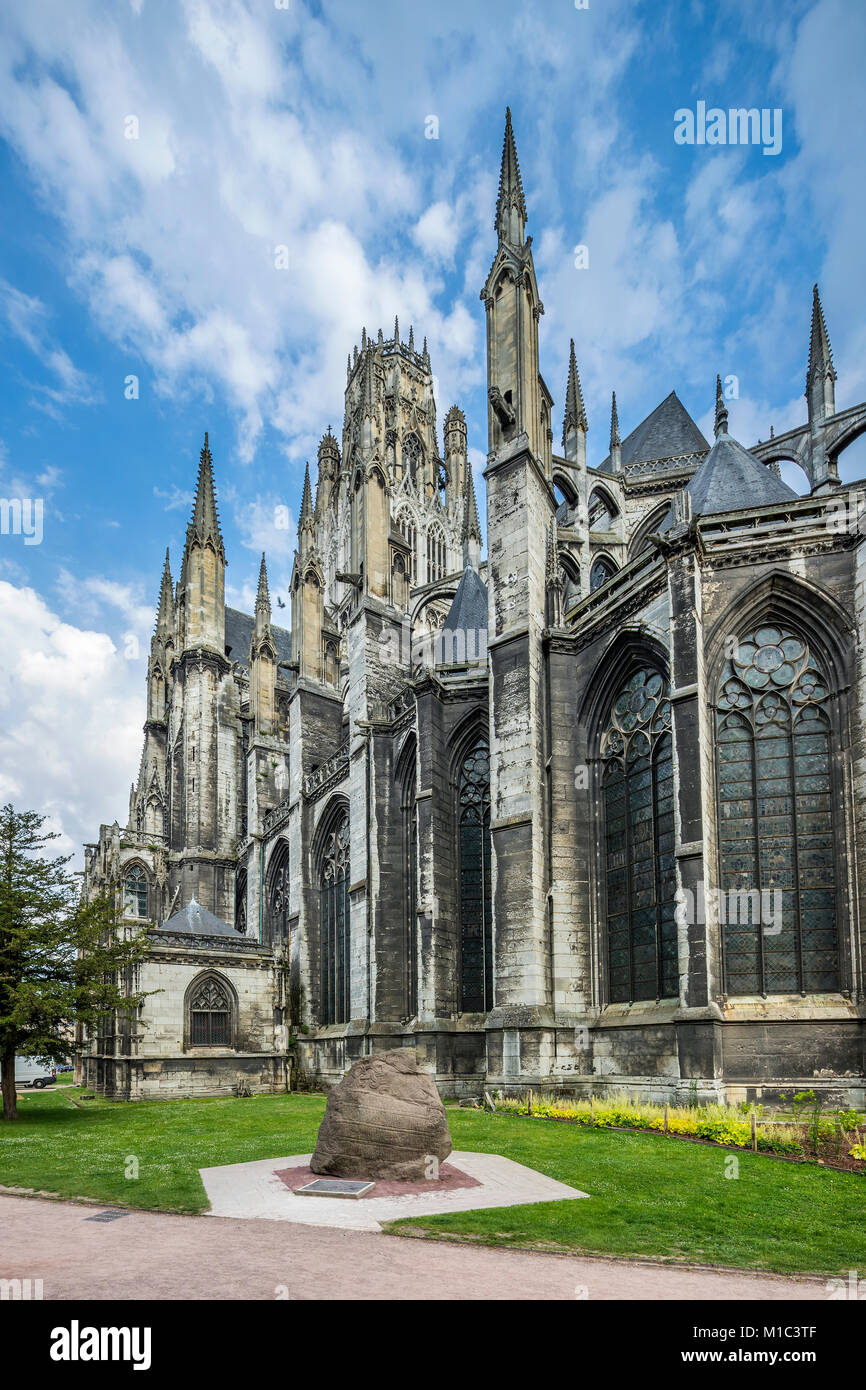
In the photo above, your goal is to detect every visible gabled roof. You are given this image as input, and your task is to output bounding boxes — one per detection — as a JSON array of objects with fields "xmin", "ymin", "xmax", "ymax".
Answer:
[
  {"xmin": 598, "ymin": 391, "xmax": 709, "ymax": 473},
  {"xmin": 225, "ymin": 607, "xmax": 292, "ymax": 670},
  {"xmin": 160, "ymin": 896, "xmax": 237, "ymax": 937},
  {"xmin": 443, "ymin": 566, "xmax": 488, "ymax": 636}
]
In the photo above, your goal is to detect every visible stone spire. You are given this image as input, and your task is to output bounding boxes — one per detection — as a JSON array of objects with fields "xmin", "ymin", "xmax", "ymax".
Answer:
[
  {"xmin": 609, "ymin": 392, "xmax": 622, "ymax": 472},
  {"xmin": 563, "ymin": 339, "xmax": 587, "ymax": 440},
  {"xmin": 255, "ymin": 552, "xmax": 270, "ymax": 619},
  {"xmin": 187, "ymin": 433, "xmax": 224, "ymax": 555},
  {"xmin": 155, "ymin": 548, "xmax": 173, "ymax": 634},
  {"xmin": 806, "ymin": 283, "xmax": 837, "ymax": 421},
  {"xmin": 562, "ymin": 339, "xmax": 588, "ymax": 467},
  {"xmin": 496, "ymin": 106, "xmax": 527, "ymax": 246},
  {"xmin": 299, "ymin": 462, "xmax": 314, "ymax": 529},
  {"xmin": 714, "ymin": 374, "xmax": 729, "ymax": 438},
  {"xmin": 462, "ymin": 460, "xmax": 482, "ymax": 570}
]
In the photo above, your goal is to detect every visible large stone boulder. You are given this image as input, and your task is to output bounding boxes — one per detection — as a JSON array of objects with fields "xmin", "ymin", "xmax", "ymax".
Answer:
[{"xmin": 310, "ymin": 1049, "xmax": 452, "ymax": 1181}]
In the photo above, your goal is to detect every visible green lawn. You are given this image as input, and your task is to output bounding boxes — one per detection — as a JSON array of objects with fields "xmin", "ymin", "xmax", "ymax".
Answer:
[
  {"xmin": 0, "ymin": 1087, "xmax": 325, "ymax": 1212},
  {"xmin": 386, "ymin": 1111, "xmax": 866, "ymax": 1275},
  {"xmin": 1, "ymin": 1090, "xmax": 863, "ymax": 1275}
]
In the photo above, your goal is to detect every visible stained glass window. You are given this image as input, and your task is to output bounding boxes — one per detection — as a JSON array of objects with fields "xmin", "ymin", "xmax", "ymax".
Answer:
[
  {"xmin": 190, "ymin": 979, "xmax": 231, "ymax": 1045},
  {"xmin": 602, "ymin": 669, "xmax": 676, "ymax": 1002},
  {"xmin": 123, "ymin": 865, "xmax": 148, "ymax": 918},
  {"xmin": 320, "ymin": 813, "xmax": 350, "ymax": 1024},
  {"xmin": 716, "ymin": 625, "xmax": 839, "ymax": 995},
  {"xmin": 590, "ymin": 556, "xmax": 617, "ymax": 592},
  {"xmin": 458, "ymin": 737, "xmax": 492, "ymax": 1012}
]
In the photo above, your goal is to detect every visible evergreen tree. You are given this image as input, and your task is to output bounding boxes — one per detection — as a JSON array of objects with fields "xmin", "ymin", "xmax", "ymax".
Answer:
[{"xmin": 0, "ymin": 805, "xmax": 150, "ymax": 1121}]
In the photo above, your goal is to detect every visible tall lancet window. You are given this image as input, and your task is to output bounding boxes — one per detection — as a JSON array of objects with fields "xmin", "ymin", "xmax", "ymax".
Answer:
[
  {"xmin": 319, "ymin": 812, "xmax": 350, "ymax": 1024},
  {"xmin": 602, "ymin": 669, "xmax": 677, "ymax": 1003},
  {"xmin": 266, "ymin": 841, "xmax": 290, "ymax": 946},
  {"xmin": 397, "ymin": 510, "xmax": 417, "ymax": 582},
  {"xmin": 458, "ymin": 736, "xmax": 493, "ymax": 1012},
  {"xmin": 427, "ymin": 525, "xmax": 446, "ymax": 584},
  {"xmin": 716, "ymin": 625, "xmax": 839, "ymax": 995}
]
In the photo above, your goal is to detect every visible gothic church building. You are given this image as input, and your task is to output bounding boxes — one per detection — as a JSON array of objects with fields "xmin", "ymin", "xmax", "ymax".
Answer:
[{"xmin": 83, "ymin": 111, "xmax": 866, "ymax": 1106}]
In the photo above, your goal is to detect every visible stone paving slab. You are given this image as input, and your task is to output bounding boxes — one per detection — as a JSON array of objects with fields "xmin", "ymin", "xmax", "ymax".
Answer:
[{"xmin": 198, "ymin": 1150, "xmax": 589, "ymax": 1230}]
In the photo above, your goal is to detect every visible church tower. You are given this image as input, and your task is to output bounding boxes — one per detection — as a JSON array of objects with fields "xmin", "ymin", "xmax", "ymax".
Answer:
[{"xmin": 169, "ymin": 436, "xmax": 239, "ymax": 920}]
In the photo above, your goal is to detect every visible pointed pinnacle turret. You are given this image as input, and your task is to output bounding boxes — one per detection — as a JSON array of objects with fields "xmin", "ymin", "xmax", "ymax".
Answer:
[
  {"xmin": 807, "ymin": 283, "xmax": 836, "ymax": 385},
  {"xmin": 155, "ymin": 547, "xmax": 173, "ymax": 633},
  {"xmin": 394, "ymin": 315, "xmax": 400, "ymax": 344},
  {"xmin": 562, "ymin": 339, "xmax": 588, "ymax": 445},
  {"xmin": 610, "ymin": 392, "xmax": 621, "ymax": 450},
  {"xmin": 462, "ymin": 460, "xmax": 482, "ymax": 544},
  {"xmin": 187, "ymin": 432, "xmax": 224, "ymax": 554},
  {"xmin": 299, "ymin": 462, "xmax": 313, "ymax": 522},
  {"xmin": 496, "ymin": 106, "xmax": 527, "ymax": 245},
  {"xmin": 408, "ymin": 324, "xmax": 415, "ymax": 352},
  {"xmin": 256, "ymin": 552, "xmax": 270, "ymax": 610},
  {"xmin": 714, "ymin": 374, "xmax": 729, "ymax": 438}
]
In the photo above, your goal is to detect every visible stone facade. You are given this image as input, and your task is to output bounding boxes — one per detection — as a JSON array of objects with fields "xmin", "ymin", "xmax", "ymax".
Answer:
[{"xmin": 83, "ymin": 110, "xmax": 866, "ymax": 1107}]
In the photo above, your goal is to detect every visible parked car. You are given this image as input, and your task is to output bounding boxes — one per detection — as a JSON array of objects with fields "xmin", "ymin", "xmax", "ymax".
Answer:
[
  {"xmin": 57, "ymin": 1064, "xmax": 74, "ymax": 1073},
  {"xmin": 0, "ymin": 1056, "xmax": 57, "ymax": 1089}
]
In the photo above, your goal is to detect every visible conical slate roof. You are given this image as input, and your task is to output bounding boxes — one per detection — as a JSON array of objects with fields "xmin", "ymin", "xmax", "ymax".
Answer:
[
  {"xmin": 443, "ymin": 566, "xmax": 488, "ymax": 635},
  {"xmin": 599, "ymin": 391, "xmax": 709, "ymax": 473},
  {"xmin": 659, "ymin": 425, "xmax": 797, "ymax": 532},
  {"xmin": 160, "ymin": 896, "xmax": 237, "ymax": 937}
]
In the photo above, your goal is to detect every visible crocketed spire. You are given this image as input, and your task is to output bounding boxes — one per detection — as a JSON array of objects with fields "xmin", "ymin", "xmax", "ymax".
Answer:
[{"xmin": 495, "ymin": 106, "xmax": 527, "ymax": 245}]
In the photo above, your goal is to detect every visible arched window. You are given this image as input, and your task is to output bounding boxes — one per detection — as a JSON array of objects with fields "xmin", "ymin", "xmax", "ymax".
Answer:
[
  {"xmin": 235, "ymin": 867, "xmax": 247, "ymax": 936},
  {"xmin": 189, "ymin": 977, "xmax": 231, "ymax": 1046},
  {"xmin": 320, "ymin": 811, "xmax": 350, "ymax": 1024},
  {"xmin": 266, "ymin": 841, "xmax": 290, "ymax": 946},
  {"xmin": 458, "ymin": 736, "xmax": 492, "ymax": 1012},
  {"xmin": 402, "ymin": 432, "xmax": 423, "ymax": 484},
  {"xmin": 716, "ymin": 624, "xmax": 839, "ymax": 995},
  {"xmin": 397, "ymin": 509, "xmax": 417, "ymax": 581},
  {"xmin": 123, "ymin": 865, "xmax": 148, "ymax": 918},
  {"xmin": 602, "ymin": 669, "xmax": 676, "ymax": 1002},
  {"xmin": 427, "ymin": 525, "xmax": 446, "ymax": 584},
  {"xmin": 590, "ymin": 556, "xmax": 617, "ymax": 592}
]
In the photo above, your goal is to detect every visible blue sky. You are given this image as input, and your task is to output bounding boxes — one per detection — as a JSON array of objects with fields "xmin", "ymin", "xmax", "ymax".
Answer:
[{"xmin": 0, "ymin": 0, "xmax": 864, "ymax": 861}]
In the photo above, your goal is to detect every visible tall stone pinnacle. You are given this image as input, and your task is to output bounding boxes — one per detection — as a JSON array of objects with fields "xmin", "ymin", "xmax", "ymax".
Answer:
[
  {"xmin": 715, "ymin": 374, "xmax": 729, "ymax": 438},
  {"xmin": 496, "ymin": 106, "xmax": 527, "ymax": 245},
  {"xmin": 187, "ymin": 432, "xmax": 224, "ymax": 554},
  {"xmin": 807, "ymin": 283, "xmax": 836, "ymax": 386},
  {"xmin": 563, "ymin": 338, "xmax": 588, "ymax": 445}
]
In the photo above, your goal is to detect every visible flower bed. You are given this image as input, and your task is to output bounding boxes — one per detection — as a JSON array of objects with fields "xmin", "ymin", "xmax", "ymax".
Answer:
[{"xmin": 486, "ymin": 1092, "xmax": 866, "ymax": 1170}]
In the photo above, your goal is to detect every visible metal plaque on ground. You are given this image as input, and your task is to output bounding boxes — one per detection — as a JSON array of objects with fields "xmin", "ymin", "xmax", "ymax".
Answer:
[{"xmin": 295, "ymin": 1178, "xmax": 375, "ymax": 1199}]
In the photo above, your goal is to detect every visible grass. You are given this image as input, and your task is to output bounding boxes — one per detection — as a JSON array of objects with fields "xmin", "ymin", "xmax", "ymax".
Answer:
[
  {"xmin": 0, "ymin": 1087, "xmax": 325, "ymax": 1212},
  {"xmin": 1, "ymin": 1089, "xmax": 863, "ymax": 1274},
  {"xmin": 387, "ymin": 1110, "xmax": 866, "ymax": 1277}
]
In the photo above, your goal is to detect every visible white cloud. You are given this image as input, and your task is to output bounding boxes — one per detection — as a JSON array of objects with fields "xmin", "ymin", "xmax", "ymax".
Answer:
[{"xmin": 0, "ymin": 581, "xmax": 144, "ymax": 860}]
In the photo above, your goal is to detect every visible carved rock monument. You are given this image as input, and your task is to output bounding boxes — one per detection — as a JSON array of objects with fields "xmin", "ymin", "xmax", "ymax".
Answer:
[{"xmin": 310, "ymin": 1049, "xmax": 453, "ymax": 1181}]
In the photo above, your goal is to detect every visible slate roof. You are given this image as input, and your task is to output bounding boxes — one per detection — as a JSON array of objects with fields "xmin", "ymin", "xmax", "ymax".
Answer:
[
  {"xmin": 443, "ymin": 566, "xmax": 488, "ymax": 635},
  {"xmin": 598, "ymin": 391, "xmax": 710, "ymax": 473},
  {"xmin": 658, "ymin": 426, "xmax": 797, "ymax": 532},
  {"xmin": 225, "ymin": 607, "xmax": 292, "ymax": 670},
  {"xmin": 159, "ymin": 896, "xmax": 237, "ymax": 937}
]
